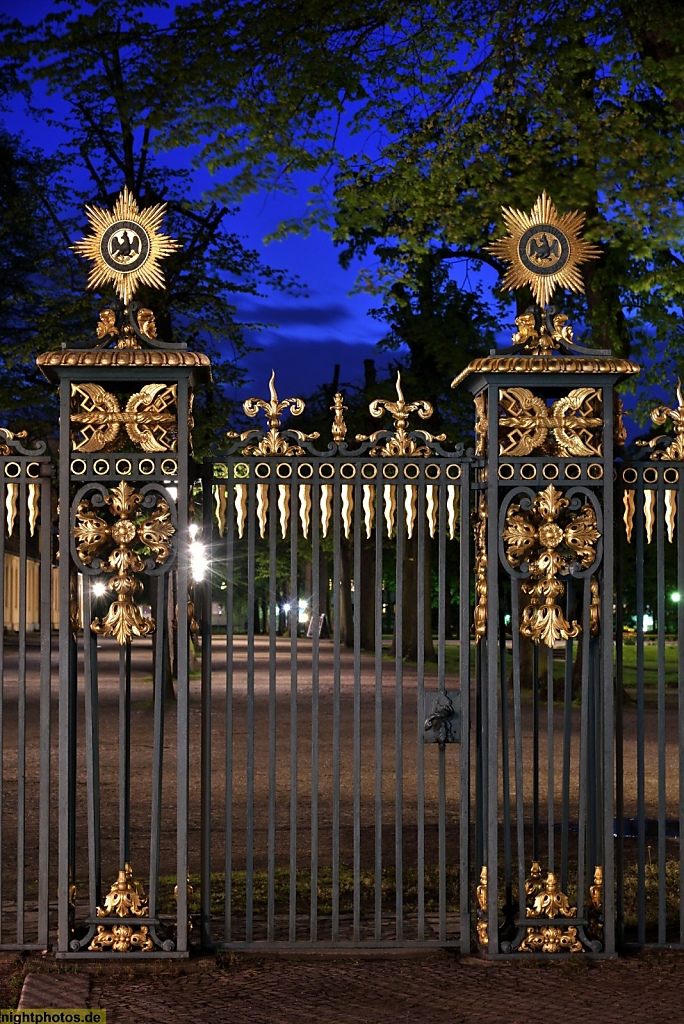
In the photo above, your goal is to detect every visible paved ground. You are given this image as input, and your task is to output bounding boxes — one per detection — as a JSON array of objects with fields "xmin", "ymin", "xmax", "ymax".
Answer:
[{"xmin": 12, "ymin": 948, "xmax": 684, "ymax": 1024}]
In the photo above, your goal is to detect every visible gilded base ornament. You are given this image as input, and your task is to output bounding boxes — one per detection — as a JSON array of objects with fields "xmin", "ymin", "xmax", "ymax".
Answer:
[
  {"xmin": 88, "ymin": 862, "xmax": 154, "ymax": 952},
  {"xmin": 72, "ymin": 481, "xmax": 175, "ymax": 644},
  {"xmin": 503, "ymin": 484, "xmax": 600, "ymax": 647},
  {"xmin": 476, "ymin": 865, "xmax": 488, "ymax": 948},
  {"xmin": 518, "ymin": 863, "xmax": 583, "ymax": 954}
]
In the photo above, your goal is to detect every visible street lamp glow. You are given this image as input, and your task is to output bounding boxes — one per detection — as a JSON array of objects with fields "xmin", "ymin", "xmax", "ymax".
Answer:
[
  {"xmin": 671, "ymin": 592, "xmax": 681, "ymax": 603},
  {"xmin": 189, "ymin": 540, "xmax": 207, "ymax": 582},
  {"xmin": 92, "ymin": 581, "xmax": 107, "ymax": 597}
]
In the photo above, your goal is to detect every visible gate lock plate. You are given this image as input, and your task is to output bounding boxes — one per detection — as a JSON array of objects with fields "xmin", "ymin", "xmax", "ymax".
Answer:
[{"xmin": 424, "ymin": 690, "xmax": 461, "ymax": 746}]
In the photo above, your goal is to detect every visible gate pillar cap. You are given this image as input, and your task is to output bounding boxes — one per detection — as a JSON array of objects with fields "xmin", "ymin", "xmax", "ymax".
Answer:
[{"xmin": 37, "ymin": 347, "xmax": 211, "ymax": 384}]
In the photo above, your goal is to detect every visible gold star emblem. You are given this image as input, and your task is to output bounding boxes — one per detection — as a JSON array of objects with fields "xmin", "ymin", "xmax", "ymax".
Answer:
[
  {"xmin": 487, "ymin": 192, "xmax": 602, "ymax": 307},
  {"xmin": 72, "ymin": 187, "xmax": 180, "ymax": 305}
]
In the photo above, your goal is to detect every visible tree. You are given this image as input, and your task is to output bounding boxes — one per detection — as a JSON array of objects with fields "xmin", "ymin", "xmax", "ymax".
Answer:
[
  {"xmin": 1, "ymin": 0, "xmax": 299, "ymax": 449},
  {"xmin": 125, "ymin": 0, "xmax": 684, "ymax": 406}
]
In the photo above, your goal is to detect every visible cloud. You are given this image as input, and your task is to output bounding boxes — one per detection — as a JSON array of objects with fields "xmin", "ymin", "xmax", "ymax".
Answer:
[
  {"xmin": 237, "ymin": 299, "xmax": 353, "ymax": 329},
  {"xmin": 221, "ymin": 334, "xmax": 401, "ymax": 410}
]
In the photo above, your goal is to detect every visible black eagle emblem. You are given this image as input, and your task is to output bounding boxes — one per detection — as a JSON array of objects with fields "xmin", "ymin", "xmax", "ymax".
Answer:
[
  {"xmin": 528, "ymin": 233, "xmax": 559, "ymax": 261},
  {"xmin": 111, "ymin": 230, "xmax": 140, "ymax": 259}
]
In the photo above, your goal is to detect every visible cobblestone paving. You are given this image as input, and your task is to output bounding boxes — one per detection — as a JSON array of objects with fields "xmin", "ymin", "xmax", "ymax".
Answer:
[{"xmin": 22, "ymin": 950, "xmax": 684, "ymax": 1024}]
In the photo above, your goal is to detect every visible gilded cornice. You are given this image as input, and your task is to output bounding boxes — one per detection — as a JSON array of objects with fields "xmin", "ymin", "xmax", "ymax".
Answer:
[
  {"xmin": 452, "ymin": 355, "xmax": 640, "ymax": 389},
  {"xmin": 37, "ymin": 348, "xmax": 211, "ymax": 383}
]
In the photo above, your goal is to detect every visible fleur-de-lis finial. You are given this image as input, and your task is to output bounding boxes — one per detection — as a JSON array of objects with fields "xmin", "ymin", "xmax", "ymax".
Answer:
[
  {"xmin": 228, "ymin": 371, "xmax": 319, "ymax": 456},
  {"xmin": 331, "ymin": 392, "xmax": 348, "ymax": 443},
  {"xmin": 244, "ymin": 370, "xmax": 305, "ymax": 430},
  {"xmin": 356, "ymin": 372, "xmax": 445, "ymax": 456}
]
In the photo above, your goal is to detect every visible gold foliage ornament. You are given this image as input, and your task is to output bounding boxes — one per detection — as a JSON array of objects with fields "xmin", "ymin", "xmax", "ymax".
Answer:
[
  {"xmin": 637, "ymin": 378, "xmax": 684, "ymax": 461},
  {"xmin": 72, "ymin": 186, "xmax": 180, "ymax": 305},
  {"xmin": 487, "ymin": 192, "xmax": 602, "ymax": 307},
  {"xmin": 73, "ymin": 481, "xmax": 174, "ymax": 644},
  {"xmin": 503, "ymin": 484, "xmax": 600, "ymax": 647},
  {"xmin": 89, "ymin": 862, "xmax": 154, "ymax": 952}
]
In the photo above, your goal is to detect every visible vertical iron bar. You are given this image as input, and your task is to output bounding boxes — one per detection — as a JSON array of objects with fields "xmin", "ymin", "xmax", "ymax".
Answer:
[
  {"xmin": 118, "ymin": 644, "xmax": 131, "ymax": 869},
  {"xmin": 416, "ymin": 475, "xmax": 426, "ymax": 942},
  {"xmin": 82, "ymin": 587, "xmax": 101, "ymax": 916},
  {"xmin": 148, "ymin": 575, "xmax": 167, "ymax": 931},
  {"xmin": 267, "ymin": 475, "xmax": 277, "ymax": 942},
  {"xmin": 224, "ymin": 473, "xmax": 235, "ymax": 943},
  {"xmin": 576, "ymin": 578, "xmax": 593, "ymax": 926},
  {"xmin": 245, "ymin": 472, "xmax": 256, "ymax": 942},
  {"xmin": 561, "ymin": 582, "xmax": 573, "ymax": 895},
  {"xmin": 309, "ymin": 474, "xmax": 321, "ymax": 941},
  {"xmin": 499, "ymin": 582, "xmax": 511, "ymax": 917},
  {"xmin": 678, "ymin": 472, "xmax": 684, "ymax": 946},
  {"xmin": 331, "ymin": 476, "xmax": 342, "ymax": 940},
  {"xmin": 374, "ymin": 479, "xmax": 383, "ymax": 941},
  {"xmin": 37, "ymin": 466, "xmax": 53, "ymax": 947},
  {"xmin": 0, "ymin": 477, "xmax": 5, "ymax": 944},
  {"xmin": 16, "ymin": 481, "xmax": 27, "ymax": 944},
  {"xmin": 511, "ymin": 581, "xmax": 526, "ymax": 932},
  {"xmin": 615, "ymin": 516, "xmax": 625, "ymax": 948},
  {"xmin": 459, "ymin": 468, "xmax": 472, "ymax": 954},
  {"xmin": 394, "ymin": 478, "xmax": 405, "ymax": 941},
  {"xmin": 547, "ymin": 645, "xmax": 554, "ymax": 876},
  {"xmin": 657, "ymin": 484, "xmax": 667, "ymax": 944},
  {"xmin": 352, "ymin": 476, "xmax": 362, "ymax": 941},
  {"xmin": 532, "ymin": 645, "xmax": 539, "ymax": 863},
  {"xmin": 635, "ymin": 481, "xmax": 646, "ymax": 944},
  {"xmin": 289, "ymin": 481, "xmax": 299, "ymax": 942},
  {"xmin": 200, "ymin": 465, "xmax": 213, "ymax": 947}
]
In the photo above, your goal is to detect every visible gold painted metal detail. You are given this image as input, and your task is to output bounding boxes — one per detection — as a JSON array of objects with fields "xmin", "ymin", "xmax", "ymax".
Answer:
[
  {"xmin": 362, "ymin": 484, "xmax": 375, "ymax": 539},
  {"xmin": 88, "ymin": 862, "xmax": 154, "ymax": 952},
  {"xmin": 94, "ymin": 306, "xmax": 158, "ymax": 349},
  {"xmin": 341, "ymin": 484, "xmax": 354, "ymax": 540},
  {"xmin": 503, "ymin": 484, "xmax": 600, "ymax": 647},
  {"xmin": 320, "ymin": 485, "xmax": 333, "ymax": 538},
  {"xmin": 486, "ymin": 192, "xmax": 602, "ymax": 308},
  {"xmin": 452, "ymin": 355, "xmax": 639, "ymax": 389},
  {"xmin": 38, "ymin": 349, "xmax": 211, "ymax": 374},
  {"xmin": 446, "ymin": 485, "xmax": 458, "ymax": 541},
  {"xmin": 356, "ymin": 373, "xmax": 445, "ymax": 456},
  {"xmin": 426, "ymin": 485, "xmax": 438, "ymax": 539},
  {"xmin": 235, "ymin": 483, "xmax": 248, "ymax": 539},
  {"xmin": 72, "ymin": 186, "xmax": 180, "ymax": 305},
  {"xmin": 0, "ymin": 427, "xmax": 28, "ymax": 455},
  {"xmin": 508, "ymin": 310, "xmax": 580, "ymax": 356},
  {"xmin": 473, "ymin": 494, "xmax": 488, "ymax": 642},
  {"xmin": 645, "ymin": 490, "xmax": 656, "ymax": 545},
  {"xmin": 590, "ymin": 577, "xmax": 600, "ymax": 637},
  {"xmin": 256, "ymin": 483, "xmax": 269, "ymax": 538},
  {"xmin": 614, "ymin": 395, "xmax": 627, "ymax": 449},
  {"xmin": 71, "ymin": 382, "xmax": 178, "ymax": 453},
  {"xmin": 499, "ymin": 387, "xmax": 602, "ymax": 457},
  {"xmin": 299, "ymin": 484, "xmax": 312, "ymax": 538},
  {"xmin": 5, "ymin": 484, "xmax": 18, "ymax": 537},
  {"xmin": 28, "ymin": 483, "xmax": 40, "ymax": 537},
  {"xmin": 639, "ymin": 380, "xmax": 684, "ymax": 461},
  {"xmin": 476, "ymin": 865, "xmax": 488, "ymax": 948},
  {"xmin": 383, "ymin": 484, "xmax": 397, "ymax": 537},
  {"xmin": 666, "ymin": 490, "xmax": 677, "ymax": 543},
  {"xmin": 587, "ymin": 865, "xmax": 603, "ymax": 943},
  {"xmin": 331, "ymin": 392, "xmax": 348, "ymax": 443},
  {"xmin": 519, "ymin": 862, "xmax": 583, "ymax": 954},
  {"xmin": 72, "ymin": 481, "xmax": 174, "ymax": 644},
  {"xmin": 214, "ymin": 484, "xmax": 228, "ymax": 536},
  {"xmin": 228, "ymin": 371, "xmax": 319, "ymax": 456},
  {"xmin": 474, "ymin": 394, "xmax": 488, "ymax": 457},
  {"xmin": 623, "ymin": 489, "xmax": 635, "ymax": 543}
]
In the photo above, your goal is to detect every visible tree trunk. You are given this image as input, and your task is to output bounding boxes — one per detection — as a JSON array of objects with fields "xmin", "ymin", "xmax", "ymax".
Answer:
[{"xmin": 392, "ymin": 533, "xmax": 436, "ymax": 662}]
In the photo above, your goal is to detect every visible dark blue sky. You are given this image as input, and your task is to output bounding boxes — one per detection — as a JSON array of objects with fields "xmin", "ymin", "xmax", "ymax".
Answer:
[{"xmin": 1, "ymin": 0, "xmax": 401, "ymax": 413}]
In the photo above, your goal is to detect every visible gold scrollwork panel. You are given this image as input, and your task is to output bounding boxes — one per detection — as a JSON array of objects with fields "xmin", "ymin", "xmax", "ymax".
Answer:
[
  {"xmin": 71, "ymin": 382, "xmax": 178, "ymax": 453},
  {"xmin": 499, "ymin": 386, "xmax": 602, "ymax": 458}
]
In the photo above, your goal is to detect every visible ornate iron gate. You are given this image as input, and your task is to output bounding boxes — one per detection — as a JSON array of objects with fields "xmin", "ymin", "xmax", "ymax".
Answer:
[
  {"xmin": 4, "ymin": 187, "xmax": 684, "ymax": 958},
  {"xmin": 193, "ymin": 376, "xmax": 473, "ymax": 949}
]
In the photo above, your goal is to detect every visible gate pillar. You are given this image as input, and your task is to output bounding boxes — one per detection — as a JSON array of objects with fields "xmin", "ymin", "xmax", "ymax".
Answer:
[
  {"xmin": 453, "ymin": 194, "xmax": 639, "ymax": 957},
  {"xmin": 37, "ymin": 189, "xmax": 210, "ymax": 956}
]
